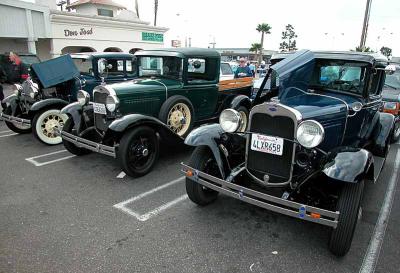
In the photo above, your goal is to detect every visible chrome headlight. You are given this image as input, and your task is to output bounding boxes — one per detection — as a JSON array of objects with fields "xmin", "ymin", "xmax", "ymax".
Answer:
[
  {"xmin": 296, "ymin": 120, "xmax": 324, "ymax": 148},
  {"xmin": 77, "ymin": 90, "xmax": 90, "ymax": 106},
  {"xmin": 219, "ymin": 109, "xmax": 241, "ymax": 133},
  {"xmin": 106, "ymin": 95, "xmax": 119, "ymax": 112},
  {"xmin": 384, "ymin": 102, "xmax": 398, "ymax": 110}
]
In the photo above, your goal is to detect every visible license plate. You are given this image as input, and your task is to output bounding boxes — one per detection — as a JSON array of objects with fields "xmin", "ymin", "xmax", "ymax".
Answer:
[
  {"xmin": 250, "ymin": 133, "xmax": 284, "ymax": 156},
  {"xmin": 93, "ymin": 103, "xmax": 107, "ymax": 115}
]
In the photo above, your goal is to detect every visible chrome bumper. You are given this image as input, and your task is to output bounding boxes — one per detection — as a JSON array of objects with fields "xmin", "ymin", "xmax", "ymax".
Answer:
[
  {"xmin": 0, "ymin": 112, "xmax": 31, "ymax": 125},
  {"xmin": 60, "ymin": 130, "xmax": 116, "ymax": 157},
  {"xmin": 181, "ymin": 163, "xmax": 339, "ymax": 228}
]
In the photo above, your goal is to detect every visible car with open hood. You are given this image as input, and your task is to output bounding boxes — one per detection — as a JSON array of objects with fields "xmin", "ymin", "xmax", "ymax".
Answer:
[
  {"xmin": 1, "ymin": 52, "xmax": 135, "ymax": 145},
  {"xmin": 60, "ymin": 48, "xmax": 253, "ymax": 177},
  {"xmin": 181, "ymin": 50, "xmax": 395, "ymax": 256}
]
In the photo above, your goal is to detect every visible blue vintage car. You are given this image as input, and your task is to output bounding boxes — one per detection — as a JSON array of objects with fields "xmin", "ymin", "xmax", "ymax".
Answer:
[
  {"xmin": 181, "ymin": 50, "xmax": 395, "ymax": 256},
  {"xmin": 1, "ymin": 52, "xmax": 135, "ymax": 145}
]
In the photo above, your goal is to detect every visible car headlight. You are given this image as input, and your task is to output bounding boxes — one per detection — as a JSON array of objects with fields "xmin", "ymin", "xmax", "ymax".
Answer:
[
  {"xmin": 77, "ymin": 90, "xmax": 90, "ymax": 106},
  {"xmin": 384, "ymin": 102, "xmax": 398, "ymax": 110},
  {"xmin": 219, "ymin": 109, "xmax": 241, "ymax": 133},
  {"xmin": 106, "ymin": 95, "xmax": 119, "ymax": 112},
  {"xmin": 296, "ymin": 120, "xmax": 324, "ymax": 148}
]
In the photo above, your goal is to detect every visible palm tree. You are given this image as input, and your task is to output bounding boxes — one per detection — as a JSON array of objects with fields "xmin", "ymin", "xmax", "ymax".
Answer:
[
  {"xmin": 154, "ymin": 0, "xmax": 158, "ymax": 26},
  {"xmin": 256, "ymin": 23, "xmax": 272, "ymax": 63},
  {"xmin": 249, "ymin": 43, "xmax": 262, "ymax": 62}
]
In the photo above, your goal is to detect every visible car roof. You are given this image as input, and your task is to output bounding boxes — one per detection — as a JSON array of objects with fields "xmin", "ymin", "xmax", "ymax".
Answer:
[
  {"xmin": 271, "ymin": 51, "xmax": 388, "ymax": 65},
  {"xmin": 135, "ymin": 47, "xmax": 220, "ymax": 58},
  {"xmin": 70, "ymin": 52, "xmax": 134, "ymax": 59}
]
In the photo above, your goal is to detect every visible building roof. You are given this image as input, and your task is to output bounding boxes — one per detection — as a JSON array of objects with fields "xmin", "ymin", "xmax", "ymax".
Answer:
[
  {"xmin": 135, "ymin": 48, "xmax": 221, "ymax": 58},
  {"xmin": 67, "ymin": 0, "xmax": 126, "ymax": 9}
]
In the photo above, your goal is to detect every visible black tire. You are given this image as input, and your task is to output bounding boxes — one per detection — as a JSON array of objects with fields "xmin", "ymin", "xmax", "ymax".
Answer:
[
  {"xmin": 118, "ymin": 126, "xmax": 159, "ymax": 177},
  {"xmin": 186, "ymin": 146, "xmax": 220, "ymax": 206},
  {"xmin": 3, "ymin": 106, "xmax": 32, "ymax": 134},
  {"xmin": 236, "ymin": 106, "xmax": 249, "ymax": 132},
  {"xmin": 159, "ymin": 95, "xmax": 194, "ymax": 138},
  {"xmin": 62, "ymin": 118, "xmax": 91, "ymax": 156},
  {"xmin": 329, "ymin": 180, "xmax": 364, "ymax": 257},
  {"xmin": 391, "ymin": 121, "xmax": 400, "ymax": 143}
]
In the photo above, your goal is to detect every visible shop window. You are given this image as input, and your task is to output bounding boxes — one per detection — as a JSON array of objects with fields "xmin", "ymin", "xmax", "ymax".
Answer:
[{"xmin": 98, "ymin": 9, "xmax": 113, "ymax": 17}]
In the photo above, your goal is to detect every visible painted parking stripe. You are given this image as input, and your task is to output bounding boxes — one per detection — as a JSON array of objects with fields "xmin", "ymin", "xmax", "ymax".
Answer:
[
  {"xmin": 113, "ymin": 176, "xmax": 186, "ymax": 221},
  {"xmin": 0, "ymin": 133, "xmax": 18, "ymax": 138},
  {"xmin": 25, "ymin": 149, "xmax": 76, "ymax": 167},
  {"xmin": 359, "ymin": 149, "xmax": 400, "ymax": 273},
  {"xmin": 0, "ymin": 130, "xmax": 12, "ymax": 134}
]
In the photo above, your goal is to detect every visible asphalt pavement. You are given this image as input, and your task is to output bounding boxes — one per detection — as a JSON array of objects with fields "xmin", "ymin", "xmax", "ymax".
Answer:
[{"xmin": 0, "ymin": 84, "xmax": 399, "ymax": 273}]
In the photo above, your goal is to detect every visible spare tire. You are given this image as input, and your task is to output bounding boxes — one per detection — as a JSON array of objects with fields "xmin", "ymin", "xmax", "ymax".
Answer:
[{"xmin": 159, "ymin": 95, "xmax": 195, "ymax": 138}]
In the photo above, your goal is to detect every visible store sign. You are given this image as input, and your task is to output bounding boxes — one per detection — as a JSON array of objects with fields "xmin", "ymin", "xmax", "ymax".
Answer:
[
  {"xmin": 171, "ymin": 40, "xmax": 181, "ymax": 47},
  {"xmin": 64, "ymin": 28, "xmax": 93, "ymax": 37},
  {"xmin": 142, "ymin": 32, "xmax": 163, "ymax": 42}
]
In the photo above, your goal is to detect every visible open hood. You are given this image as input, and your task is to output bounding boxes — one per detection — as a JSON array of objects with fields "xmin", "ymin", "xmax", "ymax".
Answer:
[{"xmin": 31, "ymin": 54, "xmax": 80, "ymax": 89}]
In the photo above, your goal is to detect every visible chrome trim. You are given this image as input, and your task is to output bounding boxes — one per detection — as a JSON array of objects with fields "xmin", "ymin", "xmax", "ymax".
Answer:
[
  {"xmin": 60, "ymin": 130, "xmax": 116, "ymax": 157},
  {"xmin": 181, "ymin": 163, "xmax": 339, "ymax": 228},
  {"xmin": 245, "ymin": 102, "xmax": 301, "ymax": 187},
  {"xmin": 296, "ymin": 120, "xmax": 325, "ymax": 148},
  {"xmin": 0, "ymin": 112, "xmax": 31, "ymax": 125}
]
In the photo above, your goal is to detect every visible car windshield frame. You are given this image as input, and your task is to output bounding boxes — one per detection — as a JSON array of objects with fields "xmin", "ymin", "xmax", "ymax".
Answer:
[{"xmin": 137, "ymin": 55, "xmax": 183, "ymax": 80}]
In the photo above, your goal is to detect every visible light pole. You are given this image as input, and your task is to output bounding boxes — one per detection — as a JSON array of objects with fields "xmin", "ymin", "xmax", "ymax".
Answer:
[{"xmin": 359, "ymin": 0, "xmax": 372, "ymax": 51}]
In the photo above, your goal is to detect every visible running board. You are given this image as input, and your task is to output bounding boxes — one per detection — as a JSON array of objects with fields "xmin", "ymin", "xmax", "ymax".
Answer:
[{"xmin": 373, "ymin": 156, "xmax": 385, "ymax": 182}]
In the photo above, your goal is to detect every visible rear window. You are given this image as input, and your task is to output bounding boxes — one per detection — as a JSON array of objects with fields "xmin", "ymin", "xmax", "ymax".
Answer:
[{"xmin": 221, "ymin": 63, "xmax": 233, "ymax": 75}]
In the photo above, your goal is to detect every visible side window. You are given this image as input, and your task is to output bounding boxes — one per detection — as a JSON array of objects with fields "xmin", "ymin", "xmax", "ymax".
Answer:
[
  {"xmin": 221, "ymin": 63, "xmax": 233, "ymax": 75},
  {"xmin": 126, "ymin": 60, "xmax": 137, "ymax": 77},
  {"xmin": 187, "ymin": 58, "xmax": 218, "ymax": 83},
  {"xmin": 368, "ymin": 70, "xmax": 383, "ymax": 96},
  {"xmin": 105, "ymin": 59, "xmax": 125, "ymax": 77}
]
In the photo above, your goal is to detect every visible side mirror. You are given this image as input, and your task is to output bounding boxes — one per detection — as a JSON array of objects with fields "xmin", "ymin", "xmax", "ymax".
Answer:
[
  {"xmin": 98, "ymin": 58, "xmax": 108, "ymax": 75},
  {"xmin": 385, "ymin": 64, "xmax": 396, "ymax": 75}
]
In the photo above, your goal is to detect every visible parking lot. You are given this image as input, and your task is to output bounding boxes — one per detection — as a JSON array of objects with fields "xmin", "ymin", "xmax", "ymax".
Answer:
[{"xmin": 0, "ymin": 85, "xmax": 399, "ymax": 273}]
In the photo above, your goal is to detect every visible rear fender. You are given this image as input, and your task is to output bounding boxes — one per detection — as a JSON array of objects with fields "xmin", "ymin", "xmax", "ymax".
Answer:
[
  {"xmin": 107, "ymin": 114, "xmax": 183, "ymax": 144},
  {"xmin": 184, "ymin": 123, "xmax": 226, "ymax": 178},
  {"xmin": 373, "ymin": 112, "xmax": 394, "ymax": 149},
  {"xmin": 322, "ymin": 147, "xmax": 374, "ymax": 183},
  {"xmin": 30, "ymin": 98, "xmax": 69, "ymax": 113}
]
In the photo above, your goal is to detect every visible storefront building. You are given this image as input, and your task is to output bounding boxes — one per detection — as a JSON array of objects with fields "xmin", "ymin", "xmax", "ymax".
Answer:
[
  {"xmin": 0, "ymin": 0, "xmax": 168, "ymax": 60},
  {"xmin": 215, "ymin": 48, "xmax": 277, "ymax": 63}
]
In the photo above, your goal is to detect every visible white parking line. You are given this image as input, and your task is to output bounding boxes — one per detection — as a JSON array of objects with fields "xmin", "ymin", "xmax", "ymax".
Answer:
[
  {"xmin": 0, "ymin": 130, "xmax": 12, "ymax": 134},
  {"xmin": 359, "ymin": 149, "xmax": 400, "ymax": 273},
  {"xmin": 25, "ymin": 149, "xmax": 76, "ymax": 167},
  {"xmin": 116, "ymin": 171, "xmax": 126, "ymax": 179},
  {"xmin": 113, "ymin": 176, "xmax": 186, "ymax": 221},
  {"xmin": 0, "ymin": 133, "xmax": 18, "ymax": 138}
]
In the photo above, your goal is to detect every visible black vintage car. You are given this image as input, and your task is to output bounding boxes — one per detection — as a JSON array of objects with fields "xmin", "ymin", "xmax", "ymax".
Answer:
[
  {"xmin": 1, "ymin": 52, "xmax": 135, "ymax": 145},
  {"xmin": 181, "ymin": 50, "xmax": 395, "ymax": 256}
]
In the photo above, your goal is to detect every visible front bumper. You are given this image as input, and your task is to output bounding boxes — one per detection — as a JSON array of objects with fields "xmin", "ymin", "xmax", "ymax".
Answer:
[
  {"xmin": 181, "ymin": 163, "xmax": 339, "ymax": 228},
  {"xmin": 0, "ymin": 112, "xmax": 31, "ymax": 125},
  {"xmin": 60, "ymin": 130, "xmax": 116, "ymax": 157}
]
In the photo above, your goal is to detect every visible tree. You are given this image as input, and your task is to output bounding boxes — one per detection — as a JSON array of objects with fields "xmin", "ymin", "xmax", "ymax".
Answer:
[
  {"xmin": 352, "ymin": 46, "xmax": 374, "ymax": 52},
  {"xmin": 279, "ymin": 24, "xmax": 298, "ymax": 52},
  {"xmin": 249, "ymin": 43, "xmax": 262, "ymax": 61},
  {"xmin": 154, "ymin": 0, "xmax": 158, "ymax": 26},
  {"xmin": 380, "ymin": 46, "xmax": 392, "ymax": 58},
  {"xmin": 256, "ymin": 23, "xmax": 272, "ymax": 63}
]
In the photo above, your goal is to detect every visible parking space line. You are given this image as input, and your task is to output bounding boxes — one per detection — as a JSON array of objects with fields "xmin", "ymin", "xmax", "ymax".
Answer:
[
  {"xmin": 0, "ymin": 130, "xmax": 12, "ymax": 134},
  {"xmin": 113, "ymin": 176, "xmax": 186, "ymax": 221},
  {"xmin": 0, "ymin": 133, "xmax": 18, "ymax": 138},
  {"xmin": 359, "ymin": 149, "xmax": 400, "ymax": 273},
  {"xmin": 25, "ymin": 149, "xmax": 76, "ymax": 167}
]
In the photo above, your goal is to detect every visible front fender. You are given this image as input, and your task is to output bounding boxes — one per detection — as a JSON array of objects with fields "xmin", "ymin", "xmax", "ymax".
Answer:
[
  {"xmin": 373, "ymin": 112, "xmax": 394, "ymax": 149},
  {"xmin": 61, "ymin": 102, "xmax": 84, "ymax": 130},
  {"xmin": 108, "ymin": 114, "xmax": 183, "ymax": 144},
  {"xmin": 323, "ymin": 147, "xmax": 374, "ymax": 183},
  {"xmin": 229, "ymin": 95, "xmax": 251, "ymax": 110},
  {"xmin": 185, "ymin": 123, "xmax": 226, "ymax": 178},
  {"xmin": 30, "ymin": 98, "xmax": 69, "ymax": 112}
]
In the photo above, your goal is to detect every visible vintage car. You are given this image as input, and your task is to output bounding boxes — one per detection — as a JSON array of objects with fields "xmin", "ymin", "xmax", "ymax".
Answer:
[
  {"xmin": 381, "ymin": 64, "xmax": 400, "ymax": 142},
  {"xmin": 60, "ymin": 48, "xmax": 252, "ymax": 177},
  {"xmin": 1, "ymin": 52, "xmax": 135, "ymax": 145},
  {"xmin": 181, "ymin": 50, "xmax": 395, "ymax": 256}
]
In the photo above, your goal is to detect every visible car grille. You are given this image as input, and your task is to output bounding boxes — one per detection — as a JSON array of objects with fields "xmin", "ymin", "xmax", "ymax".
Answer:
[
  {"xmin": 93, "ymin": 91, "xmax": 112, "ymax": 132},
  {"xmin": 246, "ymin": 104, "xmax": 298, "ymax": 184}
]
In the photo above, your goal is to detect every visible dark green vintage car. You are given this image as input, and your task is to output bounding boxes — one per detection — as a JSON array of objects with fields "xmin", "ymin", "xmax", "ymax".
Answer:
[{"xmin": 60, "ymin": 48, "xmax": 252, "ymax": 177}]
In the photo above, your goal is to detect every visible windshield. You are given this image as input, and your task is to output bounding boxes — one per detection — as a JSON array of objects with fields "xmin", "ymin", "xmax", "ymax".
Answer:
[
  {"xmin": 385, "ymin": 70, "xmax": 400, "ymax": 89},
  {"xmin": 311, "ymin": 61, "xmax": 368, "ymax": 95},
  {"xmin": 73, "ymin": 58, "xmax": 93, "ymax": 76},
  {"xmin": 138, "ymin": 56, "xmax": 182, "ymax": 79}
]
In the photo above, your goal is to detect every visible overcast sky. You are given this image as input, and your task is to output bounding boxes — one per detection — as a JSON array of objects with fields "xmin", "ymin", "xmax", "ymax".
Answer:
[{"xmin": 114, "ymin": 0, "xmax": 400, "ymax": 55}]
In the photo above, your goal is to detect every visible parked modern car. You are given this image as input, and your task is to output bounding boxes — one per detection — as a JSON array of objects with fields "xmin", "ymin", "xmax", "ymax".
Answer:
[
  {"xmin": 1, "ymin": 52, "xmax": 135, "ymax": 145},
  {"xmin": 182, "ymin": 50, "xmax": 394, "ymax": 256},
  {"xmin": 60, "ymin": 48, "xmax": 253, "ymax": 177},
  {"xmin": 381, "ymin": 64, "xmax": 400, "ymax": 142}
]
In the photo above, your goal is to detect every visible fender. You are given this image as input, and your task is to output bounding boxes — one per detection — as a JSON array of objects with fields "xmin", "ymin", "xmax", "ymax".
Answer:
[
  {"xmin": 60, "ymin": 102, "xmax": 85, "ymax": 131},
  {"xmin": 322, "ymin": 147, "xmax": 374, "ymax": 183},
  {"xmin": 184, "ymin": 123, "xmax": 226, "ymax": 178},
  {"xmin": 373, "ymin": 112, "xmax": 394, "ymax": 149},
  {"xmin": 229, "ymin": 95, "xmax": 251, "ymax": 110},
  {"xmin": 2, "ymin": 94, "xmax": 19, "ymax": 114},
  {"xmin": 30, "ymin": 98, "xmax": 69, "ymax": 112},
  {"xmin": 108, "ymin": 114, "xmax": 183, "ymax": 144}
]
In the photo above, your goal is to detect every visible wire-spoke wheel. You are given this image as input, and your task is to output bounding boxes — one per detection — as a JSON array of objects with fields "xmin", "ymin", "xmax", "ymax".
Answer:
[
  {"xmin": 33, "ymin": 109, "xmax": 67, "ymax": 145},
  {"xmin": 166, "ymin": 103, "xmax": 192, "ymax": 136}
]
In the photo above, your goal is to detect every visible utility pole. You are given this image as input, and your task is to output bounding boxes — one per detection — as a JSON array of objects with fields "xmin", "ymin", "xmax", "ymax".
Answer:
[{"xmin": 359, "ymin": 0, "xmax": 372, "ymax": 50}]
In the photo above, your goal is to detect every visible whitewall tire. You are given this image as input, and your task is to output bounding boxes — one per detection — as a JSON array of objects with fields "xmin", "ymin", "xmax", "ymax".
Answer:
[{"xmin": 33, "ymin": 109, "xmax": 68, "ymax": 145}]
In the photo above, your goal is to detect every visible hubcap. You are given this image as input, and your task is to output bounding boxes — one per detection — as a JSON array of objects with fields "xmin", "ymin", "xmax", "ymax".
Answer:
[
  {"xmin": 167, "ymin": 103, "xmax": 191, "ymax": 136},
  {"xmin": 41, "ymin": 114, "xmax": 64, "ymax": 138}
]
